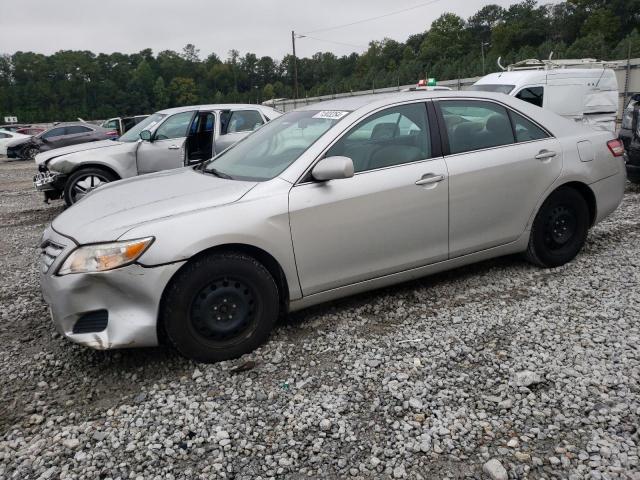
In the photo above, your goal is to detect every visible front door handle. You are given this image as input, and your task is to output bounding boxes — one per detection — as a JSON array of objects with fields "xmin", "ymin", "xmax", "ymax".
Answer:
[
  {"xmin": 168, "ymin": 145, "xmax": 181, "ymax": 150},
  {"xmin": 415, "ymin": 174, "xmax": 445, "ymax": 186},
  {"xmin": 535, "ymin": 150, "xmax": 557, "ymax": 160}
]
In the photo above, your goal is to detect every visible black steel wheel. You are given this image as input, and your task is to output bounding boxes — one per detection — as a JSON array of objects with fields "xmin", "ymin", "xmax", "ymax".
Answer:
[
  {"xmin": 63, "ymin": 167, "xmax": 116, "ymax": 206},
  {"xmin": 162, "ymin": 252, "xmax": 279, "ymax": 363},
  {"xmin": 526, "ymin": 187, "xmax": 589, "ymax": 267}
]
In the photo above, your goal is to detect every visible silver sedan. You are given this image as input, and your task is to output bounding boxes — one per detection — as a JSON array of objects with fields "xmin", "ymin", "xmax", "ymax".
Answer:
[{"xmin": 39, "ymin": 91, "xmax": 626, "ymax": 362}]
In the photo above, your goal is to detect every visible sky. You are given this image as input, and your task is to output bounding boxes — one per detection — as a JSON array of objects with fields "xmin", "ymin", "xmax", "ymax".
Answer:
[{"xmin": 0, "ymin": 0, "xmax": 556, "ymax": 61}]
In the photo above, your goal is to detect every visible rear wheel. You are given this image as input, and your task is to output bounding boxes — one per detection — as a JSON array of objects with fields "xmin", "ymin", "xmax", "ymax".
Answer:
[
  {"xmin": 63, "ymin": 167, "xmax": 116, "ymax": 206},
  {"xmin": 162, "ymin": 252, "xmax": 279, "ymax": 363},
  {"xmin": 526, "ymin": 187, "xmax": 589, "ymax": 267}
]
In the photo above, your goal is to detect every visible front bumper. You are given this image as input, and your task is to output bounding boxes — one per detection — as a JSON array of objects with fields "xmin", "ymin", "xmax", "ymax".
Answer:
[{"xmin": 39, "ymin": 226, "xmax": 185, "ymax": 350}]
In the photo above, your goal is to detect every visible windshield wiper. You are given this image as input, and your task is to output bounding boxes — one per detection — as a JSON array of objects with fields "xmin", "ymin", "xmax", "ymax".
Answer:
[{"xmin": 204, "ymin": 167, "xmax": 234, "ymax": 180}]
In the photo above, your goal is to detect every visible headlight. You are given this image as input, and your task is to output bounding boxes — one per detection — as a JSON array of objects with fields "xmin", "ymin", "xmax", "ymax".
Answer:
[{"xmin": 58, "ymin": 237, "xmax": 154, "ymax": 275}]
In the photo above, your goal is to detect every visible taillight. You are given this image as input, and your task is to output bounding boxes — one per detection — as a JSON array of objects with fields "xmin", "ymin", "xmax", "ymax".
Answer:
[{"xmin": 607, "ymin": 139, "xmax": 625, "ymax": 157}]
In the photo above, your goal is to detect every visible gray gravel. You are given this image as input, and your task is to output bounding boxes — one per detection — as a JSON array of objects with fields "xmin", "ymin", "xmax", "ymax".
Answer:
[{"xmin": 1, "ymin": 159, "xmax": 639, "ymax": 479}]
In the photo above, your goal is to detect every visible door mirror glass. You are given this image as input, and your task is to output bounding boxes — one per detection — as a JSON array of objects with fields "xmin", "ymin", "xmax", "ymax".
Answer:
[
  {"xmin": 312, "ymin": 156, "xmax": 354, "ymax": 181},
  {"xmin": 139, "ymin": 130, "xmax": 152, "ymax": 141}
]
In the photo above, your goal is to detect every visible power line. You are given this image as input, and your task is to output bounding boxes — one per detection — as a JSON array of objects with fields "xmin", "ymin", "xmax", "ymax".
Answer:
[{"xmin": 301, "ymin": 0, "xmax": 444, "ymax": 35}]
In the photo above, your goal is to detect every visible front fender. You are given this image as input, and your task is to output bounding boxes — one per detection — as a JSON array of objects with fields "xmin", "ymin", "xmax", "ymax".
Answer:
[{"xmin": 46, "ymin": 144, "xmax": 138, "ymax": 178}]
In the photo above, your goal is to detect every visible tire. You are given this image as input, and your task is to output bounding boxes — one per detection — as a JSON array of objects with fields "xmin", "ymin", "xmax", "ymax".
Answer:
[
  {"xmin": 21, "ymin": 145, "xmax": 39, "ymax": 160},
  {"xmin": 526, "ymin": 187, "xmax": 589, "ymax": 268},
  {"xmin": 63, "ymin": 167, "xmax": 117, "ymax": 206},
  {"xmin": 162, "ymin": 252, "xmax": 279, "ymax": 363}
]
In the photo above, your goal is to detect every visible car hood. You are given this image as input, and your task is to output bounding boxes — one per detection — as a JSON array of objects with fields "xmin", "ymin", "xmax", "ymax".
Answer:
[
  {"xmin": 52, "ymin": 167, "xmax": 258, "ymax": 244},
  {"xmin": 35, "ymin": 139, "xmax": 123, "ymax": 166},
  {"xmin": 6, "ymin": 136, "xmax": 32, "ymax": 149}
]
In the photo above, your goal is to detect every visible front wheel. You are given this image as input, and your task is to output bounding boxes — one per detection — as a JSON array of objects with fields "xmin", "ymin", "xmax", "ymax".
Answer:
[
  {"xmin": 162, "ymin": 252, "xmax": 279, "ymax": 363},
  {"xmin": 21, "ymin": 145, "xmax": 39, "ymax": 160},
  {"xmin": 526, "ymin": 187, "xmax": 589, "ymax": 268},
  {"xmin": 63, "ymin": 167, "xmax": 116, "ymax": 206}
]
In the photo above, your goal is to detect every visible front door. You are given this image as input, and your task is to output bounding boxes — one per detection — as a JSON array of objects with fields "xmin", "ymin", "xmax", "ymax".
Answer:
[
  {"xmin": 437, "ymin": 99, "xmax": 562, "ymax": 257},
  {"xmin": 289, "ymin": 102, "xmax": 449, "ymax": 296},
  {"xmin": 136, "ymin": 111, "xmax": 195, "ymax": 174}
]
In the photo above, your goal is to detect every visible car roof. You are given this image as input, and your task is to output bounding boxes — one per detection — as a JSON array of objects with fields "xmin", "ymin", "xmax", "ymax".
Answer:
[
  {"xmin": 294, "ymin": 90, "xmax": 525, "ymax": 112},
  {"xmin": 157, "ymin": 104, "xmax": 278, "ymax": 115}
]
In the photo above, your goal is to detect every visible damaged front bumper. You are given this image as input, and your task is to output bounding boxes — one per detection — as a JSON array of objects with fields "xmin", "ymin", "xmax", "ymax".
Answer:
[
  {"xmin": 33, "ymin": 167, "xmax": 66, "ymax": 201},
  {"xmin": 39, "ymin": 226, "xmax": 185, "ymax": 350}
]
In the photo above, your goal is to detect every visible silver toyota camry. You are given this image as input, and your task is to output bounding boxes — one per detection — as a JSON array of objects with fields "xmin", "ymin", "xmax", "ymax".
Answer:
[{"xmin": 39, "ymin": 91, "xmax": 626, "ymax": 362}]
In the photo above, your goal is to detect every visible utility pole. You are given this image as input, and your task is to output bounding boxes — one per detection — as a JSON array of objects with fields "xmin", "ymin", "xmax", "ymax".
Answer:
[
  {"xmin": 291, "ymin": 31, "xmax": 300, "ymax": 100},
  {"xmin": 481, "ymin": 42, "xmax": 489, "ymax": 75}
]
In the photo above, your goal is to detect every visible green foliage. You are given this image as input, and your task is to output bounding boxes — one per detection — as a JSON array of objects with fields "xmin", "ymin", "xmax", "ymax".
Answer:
[{"xmin": 1, "ymin": 0, "xmax": 638, "ymax": 122}]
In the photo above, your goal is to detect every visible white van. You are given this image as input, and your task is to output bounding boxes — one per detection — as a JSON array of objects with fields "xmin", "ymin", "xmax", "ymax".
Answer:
[{"xmin": 470, "ymin": 58, "xmax": 620, "ymax": 133}]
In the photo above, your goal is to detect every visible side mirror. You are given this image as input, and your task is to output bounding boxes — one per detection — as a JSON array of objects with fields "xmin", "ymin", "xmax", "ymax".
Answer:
[
  {"xmin": 311, "ymin": 156, "xmax": 354, "ymax": 182},
  {"xmin": 139, "ymin": 130, "xmax": 152, "ymax": 141}
]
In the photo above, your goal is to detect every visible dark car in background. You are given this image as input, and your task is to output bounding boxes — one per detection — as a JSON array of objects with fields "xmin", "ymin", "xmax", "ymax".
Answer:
[
  {"xmin": 619, "ymin": 94, "xmax": 640, "ymax": 183},
  {"xmin": 6, "ymin": 122, "xmax": 118, "ymax": 160}
]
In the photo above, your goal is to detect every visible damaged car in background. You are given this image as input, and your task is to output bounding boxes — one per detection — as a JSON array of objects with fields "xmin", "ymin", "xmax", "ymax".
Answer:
[
  {"xmin": 34, "ymin": 104, "xmax": 281, "ymax": 205},
  {"xmin": 7, "ymin": 122, "xmax": 117, "ymax": 161},
  {"xmin": 39, "ymin": 91, "xmax": 626, "ymax": 362}
]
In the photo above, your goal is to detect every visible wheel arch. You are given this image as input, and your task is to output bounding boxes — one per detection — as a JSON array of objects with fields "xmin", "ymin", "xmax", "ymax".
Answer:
[
  {"xmin": 69, "ymin": 163, "xmax": 122, "ymax": 180},
  {"xmin": 157, "ymin": 243, "xmax": 291, "ymax": 344},
  {"xmin": 554, "ymin": 181, "xmax": 597, "ymax": 227}
]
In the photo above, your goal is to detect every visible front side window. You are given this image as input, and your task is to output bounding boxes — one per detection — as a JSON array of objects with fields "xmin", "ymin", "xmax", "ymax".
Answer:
[
  {"xmin": 154, "ymin": 111, "xmax": 194, "ymax": 140},
  {"xmin": 119, "ymin": 113, "xmax": 166, "ymax": 142},
  {"xmin": 510, "ymin": 111, "xmax": 549, "ymax": 142},
  {"xmin": 103, "ymin": 119, "xmax": 119, "ymax": 130},
  {"xmin": 440, "ymin": 100, "xmax": 515, "ymax": 154},
  {"xmin": 204, "ymin": 110, "xmax": 344, "ymax": 181},
  {"xmin": 326, "ymin": 103, "xmax": 431, "ymax": 173},
  {"xmin": 515, "ymin": 87, "xmax": 544, "ymax": 108},
  {"xmin": 223, "ymin": 110, "xmax": 265, "ymax": 134},
  {"xmin": 41, "ymin": 127, "xmax": 67, "ymax": 139},
  {"xmin": 65, "ymin": 126, "xmax": 92, "ymax": 135}
]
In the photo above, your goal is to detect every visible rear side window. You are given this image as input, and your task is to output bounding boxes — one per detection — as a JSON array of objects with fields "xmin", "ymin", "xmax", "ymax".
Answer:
[
  {"xmin": 515, "ymin": 87, "xmax": 544, "ymax": 108},
  {"xmin": 65, "ymin": 126, "xmax": 92, "ymax": 135},
  {"xmin": 326, "ymin": 102, "xmax": 431, "ymax": 173},
  {"xmin": 509, "ymin": 111, "xmax": 549, "ymax": 142},
  {"xmin": 440, "ymin": 100, "xmax": 514, "ymax": 154}
]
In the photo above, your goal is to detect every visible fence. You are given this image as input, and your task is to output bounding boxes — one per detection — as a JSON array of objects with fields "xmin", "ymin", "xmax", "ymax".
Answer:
[{"xmin": 267, "ymin": 57, "xmax": 640, "ymax": 120}]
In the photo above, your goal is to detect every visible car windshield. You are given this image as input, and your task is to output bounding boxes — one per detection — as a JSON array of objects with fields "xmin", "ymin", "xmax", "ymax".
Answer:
[
  {"xmin": 119, "ymin": 113, "xmax": 166, "ymax": 142},
  {"xmin": 469, "ymin": 84, "xmax": 515, "ymax": 94},
  {"xmin": 203, "ymin": 110, "xmax": 347, "ymax": 181}
]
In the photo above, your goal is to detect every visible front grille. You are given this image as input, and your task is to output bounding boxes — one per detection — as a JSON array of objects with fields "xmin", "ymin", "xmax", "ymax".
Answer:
[
  {"xmin": 73, "ymin": 310, "xmax": 108, "ymax": 334},
  {"xmin": 40, "ymin": 240, "xmax": 64, "ymax": 273}
]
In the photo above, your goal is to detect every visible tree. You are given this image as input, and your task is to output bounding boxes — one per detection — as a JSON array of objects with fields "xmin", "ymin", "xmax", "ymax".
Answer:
[
  {"xmin": 169, "ymin": 77, "xmax": 198, "ymax": 106},
  {"xmin": 153, "ymin": 77, "xmax": 169, "ymax": 109},
  {"xmin": 182, "ymin": 44, "xmax": 200, "ymax": 62}
]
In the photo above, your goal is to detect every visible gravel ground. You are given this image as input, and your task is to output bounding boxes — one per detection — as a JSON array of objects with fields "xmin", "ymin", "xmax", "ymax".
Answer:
[{"xmin": 1, "ymin": 158, "xmax": 639, "ymax": 479}]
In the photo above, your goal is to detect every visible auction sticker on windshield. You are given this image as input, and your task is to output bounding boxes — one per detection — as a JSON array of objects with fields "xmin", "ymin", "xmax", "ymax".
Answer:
[{"xmin": 312, "ymin": 111, "xmax": 349, "ymax": 120}]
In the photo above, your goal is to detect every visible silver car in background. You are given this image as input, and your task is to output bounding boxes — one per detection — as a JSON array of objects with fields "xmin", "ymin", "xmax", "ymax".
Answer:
[
  {"xmin": 34, "ymin": 104, "xmax": 281, "ymax": 205},
  {"xmin": 39, "ymin": 91, "xmax": 626, "ymax": 362}
]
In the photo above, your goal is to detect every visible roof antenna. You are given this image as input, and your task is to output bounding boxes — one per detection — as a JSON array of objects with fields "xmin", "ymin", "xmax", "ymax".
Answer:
[{"xmin": 497, "ymin": 56, "xmax": 506, "ymax": 71}]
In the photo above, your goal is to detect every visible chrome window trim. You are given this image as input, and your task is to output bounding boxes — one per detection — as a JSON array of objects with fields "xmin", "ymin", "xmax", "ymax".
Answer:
[{"xmin": 293, "ymin": 98, "xmax": 438, "ymax": 186}]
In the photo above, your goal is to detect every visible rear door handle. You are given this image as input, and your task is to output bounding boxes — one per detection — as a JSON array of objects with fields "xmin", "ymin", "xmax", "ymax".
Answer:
[
  {"xmin": 535, "ymin": 150, "xmax": 557, "ymax": 160},
  {"xmin": 168, "ymin": 145, "xmax": 180, "ymax": 150},
  {"xmin": 415, "ymin": 174, "xmax": 445, "ymax": 186}
]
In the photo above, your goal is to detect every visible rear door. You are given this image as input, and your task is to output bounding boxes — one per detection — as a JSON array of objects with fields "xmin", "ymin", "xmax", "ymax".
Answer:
[
  {"xmin": 136, "ymin": 111, "xmax": 196, "ymax": 174},
  {"xmin": 437, "ymin": 99, "xmax": 562, "ymax": 257},
  {"xmin": 216, "ymin": 109, "xmax": 266, "ymax": 153},
  {"xmin": 61, "ymin": 125, "xmax": 95, "ymax": 146}
]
